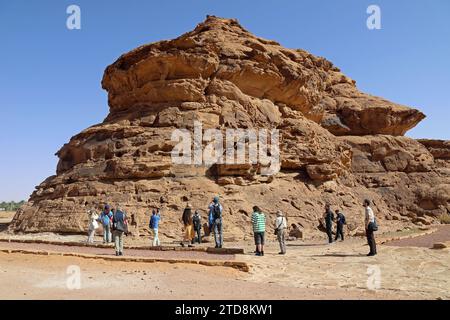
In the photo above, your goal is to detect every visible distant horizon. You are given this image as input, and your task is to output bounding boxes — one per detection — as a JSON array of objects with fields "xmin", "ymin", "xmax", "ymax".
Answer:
[{"xmin": 1, "ymin": 0, "xmax": 449, "ymax": 201}]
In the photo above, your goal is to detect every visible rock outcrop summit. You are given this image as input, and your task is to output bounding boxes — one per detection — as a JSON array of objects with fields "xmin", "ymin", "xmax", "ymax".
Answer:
[{"xmin": 11, "ymin": 16, "xmax": 449, "ymax": 240}]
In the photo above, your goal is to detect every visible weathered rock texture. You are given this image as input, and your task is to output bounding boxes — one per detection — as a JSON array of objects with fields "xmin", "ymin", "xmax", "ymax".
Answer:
[{"xmin": 10, "ymin": 16, "xmax": 449, "ymax": 240}]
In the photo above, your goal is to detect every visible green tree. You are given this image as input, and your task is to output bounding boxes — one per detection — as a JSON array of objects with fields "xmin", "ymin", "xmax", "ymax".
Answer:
[{"xmin": 0, "ymin": 201, "xmax": 25, "ymax": 211}]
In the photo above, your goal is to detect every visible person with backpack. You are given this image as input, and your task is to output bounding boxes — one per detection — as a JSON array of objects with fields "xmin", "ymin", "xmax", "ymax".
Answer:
[
  {"xmin": 323, "ymin": 204, "xmax": 334, "ymax": 244},
  {"xmin": 100, "ymin": 205, "xmax": 113, "ymax": 243},
  {"xmin": 208, "ymin": 196, "xmax": 223, "ymax": 248},
  {"xmin": 208, "ymin": 208, "xmax": 214, "ymax": 233},
  {"xmin": 251, "ymin": 206, "xmax": 266, "ymax": 256},
  {"xmin": 364, "ymin": 199, "xmax": 377, "ymax": 256},
  {"xmin": 149, "ymin": 208, "xmax": 161, "ymax": 246},
  {"xmin": 335, "ymin": 209, "xmax": 346, "ymax": 241},
  {"xmin": 112, "ymin": 206, "xmax": 128, "ymax": 256},
  {"xmin": 192, "ymin": 210, "xmax": 202, "ymax": 244},
  {"xmin": 181, "ymin": 203, "xmax": 194, "ymax": 247},
  {"xmin": 274, "ymin": 210, "xmax": 287, "ymax": 255},
  {"xmin": 87, "ymin": 209, "xmax": 99, "ymax": 244}
]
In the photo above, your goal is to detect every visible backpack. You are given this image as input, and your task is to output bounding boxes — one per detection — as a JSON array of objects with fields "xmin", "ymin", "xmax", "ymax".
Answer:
[
  {"xmin": 113, "ymin": 210, "xmax": 127, "ymax": 232},
  {"xmin": 101, "ymin": 212, "xmax": 111, "ymax": 226},
  {"xmin": 149, "ymin": 215, "xmax": 156, "ymax": 229},
  {"xmin": 369, "ymin": 218, "xmax": 378, "ymax": 232},
  {"xmin": 193, "ymin": 214, "xmax": 201, "ymax": 229},
  {"xmin": 212, "ymin": 204, "xmax": 221, "ymax": 220},
  {"xmin": 208, "ymin": 212, "xmax": 214, "ymax": 228}
]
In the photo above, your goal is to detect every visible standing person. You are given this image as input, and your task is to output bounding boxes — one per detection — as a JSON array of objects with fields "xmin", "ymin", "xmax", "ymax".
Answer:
[
  {"xmin": 208, "ymin": 196, "xmax": 223, "ymax": 248},
  {"xmin": 335, "ymin": 209, "xmax": 346, "ymax": 241},
  {"xmin": 251, "ymin": 206, "xmax": 266, "ymax": 256},
  {"xmin": 112, "ymin": 207, "xmax": 128, "ymax": 256},
  {"xmin": 87, "ymin": 209, "xmax": 99, "ymax": 244},
  {"xmin": 193, "ymin": 210, "xmax": 202, "ymax": 244},
  {"xmin": 181, "ymin": 204, "xmax": 194, "ymax": 247},
  {"xmin": 364, "ymin": 199, "xmax": 377, "ymax": 256},
  {"xmin": 111, "ymin": 207, "xmax": 116, "ymax": 242},
  {"xmin": 149, "ymin": 208, "xmax": 161, "ymax": 247},
  {"xmin": 275, "ymin": 210, "xmax": 287, "ymax": 255},
  {"xmin": 324, "ymin": 204, "xmax": 334, "ymax": 244},
  {"xmin": 100, "ymin": 205, "xmax": 113, "ymax": 243}
]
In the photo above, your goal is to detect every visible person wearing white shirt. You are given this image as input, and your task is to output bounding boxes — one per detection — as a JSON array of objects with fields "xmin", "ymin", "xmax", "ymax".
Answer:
[
  {"xmin": 275, "ymin": 210, "xmax": 287, "ymax": 255},
  {"xmin": 87, "ymin": 209, "xmax": 99, "ymax": 243},
  {"xmin": 364, "ymin": 199, "xmax": 377, "ymax": 256}
]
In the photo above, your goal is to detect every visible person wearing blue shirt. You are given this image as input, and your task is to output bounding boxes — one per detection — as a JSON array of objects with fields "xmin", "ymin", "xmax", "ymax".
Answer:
[
  {"xmin": 100, "ymin": 205, "xmax": 113, "ymax": 243},
  {"xmin": 208, "ymin": 196, "xmax": 223, "ymax": 248},
  {"xmin": 149, "ymin": 208, "xmax": 161, "ymax": 246}
]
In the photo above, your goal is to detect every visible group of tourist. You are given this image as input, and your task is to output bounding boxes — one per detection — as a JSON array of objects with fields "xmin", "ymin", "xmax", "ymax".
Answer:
[
  {"xmin": 87, "ymin": 204, "xmax": 128, "ymax": 256},
  {"xmin": 179, "ymin": 196, "xmax": 223, "ymax": 248},
  {"xmin": 248, "ymin": 199, "xmax": 377, "ymax": 257},
  {"xmin": 322, "ymin": 199, "xmax": 377, "ymax": 256},
  {"xmin": 86, "ymin": 197, "xmax": 378, "ymax": 257},
  {"xmin": 250, "ymin": 206, "xmax": 288, "ymax": 256},
  {"xmin": 323, "ymin": 204, "xmax": 347, "ymax": 243}
]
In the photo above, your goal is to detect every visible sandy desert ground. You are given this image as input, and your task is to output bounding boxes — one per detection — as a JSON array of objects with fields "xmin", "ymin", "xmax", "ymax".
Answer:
[
  {"xmin": 0, "ymin": 250, "xmax": 401, "ymax": 300},
  {"xmin": 0, "ymin": 236, "xmax": 448, "ymax": 299},
  {"xmin": 0, "ymin": 211, "xmax": 448, "ymax": 300}
]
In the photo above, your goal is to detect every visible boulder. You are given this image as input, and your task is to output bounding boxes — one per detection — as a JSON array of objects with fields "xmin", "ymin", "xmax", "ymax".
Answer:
[{"xmin": 9, "ymin": 16, "xmax": 448, "ymax": 240}]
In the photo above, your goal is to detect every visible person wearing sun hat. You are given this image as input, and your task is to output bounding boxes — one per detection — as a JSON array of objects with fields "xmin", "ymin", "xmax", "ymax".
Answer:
[{"xmin": 275, "ymin": 210, "xmax": 287, "ymax": 255}]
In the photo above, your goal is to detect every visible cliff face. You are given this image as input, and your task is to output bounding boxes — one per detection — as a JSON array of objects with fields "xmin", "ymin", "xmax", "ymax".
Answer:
[{"xmin": 10, "ymin": 16, "xmax": 449, "ymax": 239}]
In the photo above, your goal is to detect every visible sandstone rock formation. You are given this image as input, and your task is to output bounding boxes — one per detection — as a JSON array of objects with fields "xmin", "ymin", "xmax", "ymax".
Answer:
[{"xmin": 10, "ymin": 16, "xmax": 450, "ymax": 240}]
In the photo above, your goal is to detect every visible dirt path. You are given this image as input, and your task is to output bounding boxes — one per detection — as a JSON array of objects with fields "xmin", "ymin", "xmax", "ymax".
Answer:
[
  {"xmin": 0, "ymin": 241, "xmax": 235, "ymax": 261},
  {"xmin": 385, "ymin": 225, "xmax": 450, "ymax": 248}
]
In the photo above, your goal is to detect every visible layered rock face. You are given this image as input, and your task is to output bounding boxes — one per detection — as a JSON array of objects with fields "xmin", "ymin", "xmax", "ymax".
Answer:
[{"xmin": 10, "ymin": 16, "xmax": 449, "ymax": 240}]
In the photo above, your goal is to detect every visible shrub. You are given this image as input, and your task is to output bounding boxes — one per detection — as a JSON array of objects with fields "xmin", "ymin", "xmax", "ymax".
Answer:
[{"xmin": 440, "ymin": 212, "xmax": 450, "ymax": 224}]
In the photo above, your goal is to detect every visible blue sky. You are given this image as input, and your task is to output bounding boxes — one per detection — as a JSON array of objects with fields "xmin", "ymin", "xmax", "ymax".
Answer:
[{"xmin": 1, "ymin": 0, "xmax": 449, "ymax": 201}]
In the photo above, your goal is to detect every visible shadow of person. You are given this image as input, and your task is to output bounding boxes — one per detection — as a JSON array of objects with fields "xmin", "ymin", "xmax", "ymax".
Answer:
[
  {"xmin": 310, "ymin": 253, "xmax": 367, "ymax": 258},
  {"xmin": 286, "ymin": 243, "xmax": 325, "ymax": 247}
]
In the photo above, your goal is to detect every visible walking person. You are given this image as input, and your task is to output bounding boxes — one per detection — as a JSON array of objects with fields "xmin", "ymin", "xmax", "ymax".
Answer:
[
  {"xmin": 251, "ymin": 206, "xmax": 266, "ymax": 256},
  {"xmin": 335, "ymin": 209, "xmax": 346, "ymax": 241},
  {"xmin": 364, "ymin": 199, "xmax": 378, "ymax": 256},
  {"xmin": 180, "ymin": 204, "xmax": 194, "ymax": 247},
  {"xmin": 324, "ymin": 204, "xmax": 334, "ymax": 244},
  {"xmin": 193, "ymin": 210, "xmax": 202, "ymax": 244},
  {"xmin": 100, "ymin": 205, "xmax": 113, "ymax": 243},
  {"xmin": 112, "ymin": 207, "xmax": 128, "ymax": 256},
  {"xmin": 275, "ymin": 210, "xmax": 287, "ymax": 255},
  {"xmin": 209, "ymin": 196, "xmax": 223, "ymax": 248},
  {"xmin": 87, "ymin": 209, "xmax": 99, "ymax": 244},
  {"xmin": 149, "ymin": 208, "xmax": 161, "ymax": 246}
]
